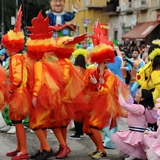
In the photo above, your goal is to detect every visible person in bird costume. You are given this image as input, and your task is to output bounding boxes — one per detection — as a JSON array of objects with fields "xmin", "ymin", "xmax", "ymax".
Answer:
[
  {"xmin": 48, "ymin": 34, "xmax": 87, "ymax": 159},
  {"xmin": 82, "ymin": 21, "xmax": 132, "ymax": 159},
  {"xmin": 26, "ymin": 11, "xmax": 64, "ymax": 160},
  {"xmin": 2, "ymin": 6, "xmax": 31, "ymax": 160}
]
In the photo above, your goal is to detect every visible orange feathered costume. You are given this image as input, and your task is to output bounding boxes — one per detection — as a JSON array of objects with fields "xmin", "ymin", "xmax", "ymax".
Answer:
[
  {"xmin": 2, "ymin": 8, "xmax": 31, "ymax": 121},
  {"xmin": 82, "ymin": 23, "xmax": 131, "ymax": 134},
  {"xmin": 26, "ymin": 11, "xmax": 64, "ymax": 130}
]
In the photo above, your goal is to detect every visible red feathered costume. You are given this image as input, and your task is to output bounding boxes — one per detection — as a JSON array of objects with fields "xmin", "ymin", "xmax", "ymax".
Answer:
[
  {"xmin": 2, "ymin": 6, "xmax": 31, "ymax": 160},
  {"xmin": 82, "ymin": 21, "xmax": 131, "ymax": 159}
]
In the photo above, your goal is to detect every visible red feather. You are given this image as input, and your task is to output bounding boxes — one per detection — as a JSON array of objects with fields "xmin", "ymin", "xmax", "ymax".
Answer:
[
  {"xmin": 90, "ymin": 20, "xmax": 110, "ymax": 46},
  {"xmin": 27, "ymin": 11, "xmax": 54, "ymax": 40},
  {"xmin": 63, "ymin": 33, "xmax": 87, "ymax": 45},
  {"xmin": 14, "ymin": 5, "xmax": 22, "ymax": 32}
]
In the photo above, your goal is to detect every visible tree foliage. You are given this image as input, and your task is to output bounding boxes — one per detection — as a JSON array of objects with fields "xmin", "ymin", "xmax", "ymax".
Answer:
[{"xmin": 0, "ymin": 0, "xmax": 50, "ymax": 34}]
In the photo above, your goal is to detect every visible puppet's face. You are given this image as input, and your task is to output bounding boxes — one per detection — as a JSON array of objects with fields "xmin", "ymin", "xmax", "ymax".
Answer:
[{"xmin": 50, "ymin": 0, "xmax": 65, "ymax": 13}]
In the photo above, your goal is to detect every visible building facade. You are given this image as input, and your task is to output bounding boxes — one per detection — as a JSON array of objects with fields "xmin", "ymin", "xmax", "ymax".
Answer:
[
  {"xmin": 65, "ymin": 0, "xmax": 109, "ymax": 35},
  {"xmin": 103, "ymin": 0, "xmax": 160, "ymax": 44}
]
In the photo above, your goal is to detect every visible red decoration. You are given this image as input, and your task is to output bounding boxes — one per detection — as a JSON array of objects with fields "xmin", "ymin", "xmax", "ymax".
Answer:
[
  {"xmin": 52, "ymin": 24, "xmax": 76, "ymax": 32},
  {"xmin": 90, "ymin": 46, "xmax": 115, "ymax": 64},
  {"xmin": 137, "ymin": 75, "xmax": 141, "ymax": 80},
  {"xmin": 14, "ymin": 5, "xmax": 22, "ymax": 33},
  {"xmin": 90, "ymin": 20, "xmax": 113, "ymax": 48},
  {"xmin": 27, "ymin": 11, "xmax": 54, "ymax": 40},
  {"xmin": 2, "ymin": 34, "xmax": 24, "ymax": 52},
  {"xmin": 90, "ymin": 21, "xmax": 109, "ymax": 46},
  {"xmin": 63, "ymin": 33, "xmax": 87, "ymax": 45}
]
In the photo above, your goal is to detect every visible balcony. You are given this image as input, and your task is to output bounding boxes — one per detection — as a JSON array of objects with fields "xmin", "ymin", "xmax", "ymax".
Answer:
[
  {"xmin": 121, "ymin": 2, "xmax": 133, "ymax": 12},
  {"xmin": 102, "ymin": 4, "xmax": 120, "ymax": 16},
  {"xmin": 133, "ymin": 0, "xmax": 148, "ymax": 10},
  {"xmin": 150, "ymin": 0, "xmax": 160, "ymax": 7},
  {"xmin": 83, "ymin": 0, "xmax": 107, "ymax": 8}
]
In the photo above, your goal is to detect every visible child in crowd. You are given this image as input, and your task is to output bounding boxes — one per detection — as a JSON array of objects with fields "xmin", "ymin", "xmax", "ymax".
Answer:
[{"xmin": 111, "ymin": 89, "xmax": 156, "ymax": 159}]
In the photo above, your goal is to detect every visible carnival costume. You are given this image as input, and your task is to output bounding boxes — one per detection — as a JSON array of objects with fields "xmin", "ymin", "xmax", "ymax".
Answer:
[
  {"xmin": 0, "ymin": 65, "xmax": 8, "ymax": 109},
  {"xmin": 146, "ymin": 41, "xmax": 160, "ymax": 101},
  {"xmin": 2, "ymin": 6, "xmax": 31, "ymax": 160},
  {"xmin": 49, "ymin": 34, "xmax": 87, "ymax": 159},
  {"xmin": 26, "ymin": 11, "xmax": 65, "ymax": 160},
  {"xmin": 137, "ymin": 40, "xmax": 160, "ymax": 102},
  {"xmin": 82, "ymin": 22, "xmax": 131, "ymax": 159},
  {"xmin": 144, "ymin": 98, "xmax": 160, "ymax": 160}
]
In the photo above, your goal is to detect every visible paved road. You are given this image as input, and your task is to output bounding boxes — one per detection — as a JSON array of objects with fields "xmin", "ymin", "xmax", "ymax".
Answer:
[{"xmin": 0, "ymin": 118, "xmax": 133, "ymax": 160}]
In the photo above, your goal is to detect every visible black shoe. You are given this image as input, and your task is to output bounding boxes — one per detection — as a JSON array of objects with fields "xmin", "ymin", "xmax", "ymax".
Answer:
[
  {"xmin": 30, "ymin": 150, "xmax": 42, "ymax": 159},
  {"xmin": 36, "ymin": 149, "xmax": 54, "ymax": 160},
  {"xmin": 103, "ymin": 145, "xmax": 115, "ymax": 149},
  {"xmin": 69, "ymin": 134, "xmax": 81, "ymax": 140}
]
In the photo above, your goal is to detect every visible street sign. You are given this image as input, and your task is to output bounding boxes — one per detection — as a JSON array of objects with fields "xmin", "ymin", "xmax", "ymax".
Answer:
[
  {"xmin": 11, "ymin": 16, "xmax": 15, "ymax": 25},
  {"xmin": 82, "ymin": 18, "xmax": 91, "ymax": 24}
]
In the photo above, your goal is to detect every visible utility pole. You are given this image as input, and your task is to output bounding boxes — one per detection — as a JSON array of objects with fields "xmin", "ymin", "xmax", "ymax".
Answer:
[
  {"xmin": 1, "ymin": 0, "xmax": 4, "ymax": 36},
  {"xmin": 16, "ymin": 0, "xmax": 18, "ymax": 17}
]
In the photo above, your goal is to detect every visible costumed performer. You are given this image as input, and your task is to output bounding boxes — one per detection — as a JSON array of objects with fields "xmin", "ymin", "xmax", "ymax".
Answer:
[
  {"xmin": 137, "ymin": 40, "xmax": 160, "ymax": 131},
  {"xmin": 2, "ymin": 6, "xmax": 31, "ymax": 160},
  {"xmin": 49, "ymin": 34, "xmax": 87, "ymax": 159},
  {"xmin": 145, "ymin": 41, "xmax": 160, "ymax": 102},
  {"xmin": 82, "ymin": 21, "xmax": 131, "ymax": 159},
  {"xmin": 0, "ymin": 49, "xmax": 30, "ymax": 134},
  {"xmin": 26, "ymin": 11, "xmax": 65, "ymax": 160}
]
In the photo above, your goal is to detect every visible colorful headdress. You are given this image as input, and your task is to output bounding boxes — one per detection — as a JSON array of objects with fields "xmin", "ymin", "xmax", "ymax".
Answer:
[
  {"xmin": 72, "ymin": 48, "xmax": 89, "ymax": 59},
  {"xmin": 90, "ymin": 21, "xmax": 115, "ymax": 63},
  {"xmin": 90, "ymin": 44, "xmax": 115, "ymax": 63},
  {"xmin": 26, "ymin": 11, "xmax": 55, "ymax": 60},
  {"xmin": 149, "ymin": 39, "xmax": 160, "ymax": 60},
  {"xmin": 52, "ymin": 34, "xmax": 87, "ymax": 59},
  {"xmin": 2, "ymin": 6, "xmax": 24, "ymax": 52}
]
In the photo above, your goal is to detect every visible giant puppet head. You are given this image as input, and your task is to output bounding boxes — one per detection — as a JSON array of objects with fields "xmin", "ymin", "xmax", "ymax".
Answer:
[
  {"xmin": 49, "ymin": 0, "xmax": 80, "ymax": 13},
  {"xmin": 49, "ymin": 0, "xmax": 65, "ymax": 13}
]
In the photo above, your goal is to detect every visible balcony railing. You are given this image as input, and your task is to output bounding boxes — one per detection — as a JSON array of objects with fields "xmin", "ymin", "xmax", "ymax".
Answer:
[
  {"xmin": 102, "ymin": 4, "xmax": 119, "ymax": 15},
  {"xmin": 121, "ymin": 2, "xmax": 133, "ymax": 12},
  {"xmin": 83, "ymin": 0, "xmax": 107, "ymax": 8},
  {"xmin": 133, "ymin": 0, "xmax": 147, "ymax": 10},
  {"xmin": 149, "ymin": 0, "xmax": 160, "ymax": 8}
]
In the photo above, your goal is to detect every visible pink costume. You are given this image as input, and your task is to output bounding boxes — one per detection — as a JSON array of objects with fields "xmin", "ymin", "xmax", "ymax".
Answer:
[
  {"xmin": 143, "ymin": 98, "xmax": 160, "ymax": 160},
  {"xmin": 111, "ymin": 94, "xmax": 150, "ymax": 159}
]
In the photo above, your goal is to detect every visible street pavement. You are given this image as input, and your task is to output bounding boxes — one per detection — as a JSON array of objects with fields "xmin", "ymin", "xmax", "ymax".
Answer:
[{"xmin": 0, "ymin": 118, "xmax": 133, "ymax": 160}]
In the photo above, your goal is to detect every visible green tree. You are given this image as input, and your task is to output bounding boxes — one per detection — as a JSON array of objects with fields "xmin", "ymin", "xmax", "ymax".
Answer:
[{"xmin": 0, "ymin": 0, "xmax": 50, "ymax": 35}]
